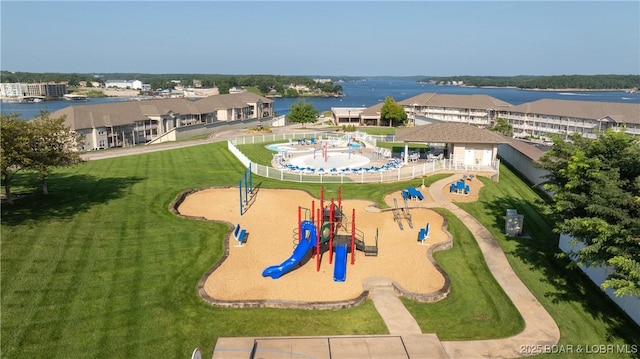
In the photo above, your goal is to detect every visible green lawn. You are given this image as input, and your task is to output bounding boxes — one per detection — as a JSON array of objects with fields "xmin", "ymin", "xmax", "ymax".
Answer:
[
  {"xmin": 356, "ymin": 127, "xmax": 397, "ymax": 136},
  {"xmin": 2, "ymin": 142, "xmax": 639, "ymax": 358},
  {"xmin": 456, "ymin": 165, "xmax": 640, "ymax": 358},
  {"xmin": 402, "ymin": 208, "xmax": 524, "ymax": 340}
]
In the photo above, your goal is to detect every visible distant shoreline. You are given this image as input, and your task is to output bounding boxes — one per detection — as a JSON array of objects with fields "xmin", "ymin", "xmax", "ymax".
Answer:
[
  {"xmin": 460, "ymin": 85, "xmax": 637, "ymax": 93},
  {"xmin": 518, "ymin": 88, "xmax": 637, "ymax": 93}
]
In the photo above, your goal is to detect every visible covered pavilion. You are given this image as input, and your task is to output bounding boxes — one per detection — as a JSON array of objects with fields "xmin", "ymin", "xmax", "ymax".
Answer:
[{"xmin": 395, "ymin": 123, "xmax": 508, "ymax": 168}]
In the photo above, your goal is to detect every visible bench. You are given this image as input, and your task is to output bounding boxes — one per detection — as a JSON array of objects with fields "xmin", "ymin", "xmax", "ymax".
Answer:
[
  {"xmin": 418, "ymin": 223, "xmax": 430, "ymax": 244},
  {"xmin": 417, "ymin": 228, "xmax": 426, "ymax": 242},
  {"xmin": 233, "ymin": 223, "xmax": 247, "ymax": 245},
  {"xmin": 407, "ymin": 187, "xmax": 424, "ymax": 201}
]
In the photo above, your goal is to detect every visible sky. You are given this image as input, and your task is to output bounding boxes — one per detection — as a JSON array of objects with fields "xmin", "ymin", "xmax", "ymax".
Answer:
[{"xmin": 1, "ymin": 1, "xmax": 639, "ymax": 77}]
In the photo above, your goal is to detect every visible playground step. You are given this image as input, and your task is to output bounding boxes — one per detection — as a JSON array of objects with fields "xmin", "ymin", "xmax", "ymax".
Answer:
[{"xmin": 364, "ymin": 245, "xmax": 378, "ymax": 256}]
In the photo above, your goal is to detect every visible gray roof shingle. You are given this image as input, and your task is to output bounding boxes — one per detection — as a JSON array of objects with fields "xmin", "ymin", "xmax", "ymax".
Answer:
[
  {"xmin": 398, "ymin": 93, "xmax": 513, "ymax": 109},
  {"xmin": 396, "ymin": 123, "xmax": 509, "ymax": 144},
  {"xmin": 503, "ymin": 99, "xmax": 640, "ymax": 124},
  {"xmin": 53, "ymin": 93, "xmax": 273, "ymax": 130}
]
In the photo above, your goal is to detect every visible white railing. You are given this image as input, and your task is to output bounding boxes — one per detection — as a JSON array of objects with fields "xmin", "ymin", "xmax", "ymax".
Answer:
[
  {"xmin": 234, "ymin": 131, "xmax": 328, "ymax": 145},
  {"xmin": 227, "ymin": 133, "xmax": 500, "ymax": 184}
]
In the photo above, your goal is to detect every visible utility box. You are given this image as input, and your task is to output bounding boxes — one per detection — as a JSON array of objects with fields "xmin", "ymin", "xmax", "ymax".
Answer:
[{"xmin": 505, "ymin": 209, "xmax": 524, "ymax": 237}]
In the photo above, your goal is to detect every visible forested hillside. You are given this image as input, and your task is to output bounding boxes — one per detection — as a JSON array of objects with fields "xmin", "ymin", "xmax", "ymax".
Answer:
[{"xmin": 420, "ymin": 74, "xmax": 640, "ymax": 90}]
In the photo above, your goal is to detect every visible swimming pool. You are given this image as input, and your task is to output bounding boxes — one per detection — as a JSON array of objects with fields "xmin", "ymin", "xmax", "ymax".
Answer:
[
  {"xmin": 266, "ymin": 141, "xmax": 361, "ymax": 152},
  {"xmin": 289, "ymin": 152, "xmax": 371, "ymax": 170},
  {"xmin": 265, "ymin": 143, "xmax": 298, "ymax": 152}
]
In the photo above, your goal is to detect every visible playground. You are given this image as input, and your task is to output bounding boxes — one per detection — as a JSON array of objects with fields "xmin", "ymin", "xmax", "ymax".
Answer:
[{"xmin": 177, "ymin": 186, "xmax": 458, "ymax": 304}]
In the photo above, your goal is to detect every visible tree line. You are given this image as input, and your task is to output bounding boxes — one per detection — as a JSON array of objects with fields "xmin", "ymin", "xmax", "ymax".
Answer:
[
  {"xmin": 0, "ymin": 71, "xmax": 343, "ymax": 97},
  {"xmin": 420, "ymin": 74, "xmax": 640, "ymax": 90}
]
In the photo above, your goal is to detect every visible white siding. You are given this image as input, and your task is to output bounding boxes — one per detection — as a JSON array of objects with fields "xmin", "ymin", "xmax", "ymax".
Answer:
[{"xmin": 559, "ymin": 234, "xmax": 640, "ymax": 327}]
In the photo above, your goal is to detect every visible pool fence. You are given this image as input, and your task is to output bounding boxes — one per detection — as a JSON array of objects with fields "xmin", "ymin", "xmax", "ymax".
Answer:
[{"xmin": 228, "ymin": 131, "xmax": 500, "ymax": 184}]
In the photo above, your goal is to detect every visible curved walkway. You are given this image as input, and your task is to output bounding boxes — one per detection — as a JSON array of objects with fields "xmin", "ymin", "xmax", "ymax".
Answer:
[
  {"xmin": 424, "ymin": 174, "xmax": 560, "ymax": 358},
  {"xmin": 78, "ymin": 128, "xmax": 560, "ymax": 357},
  {"xmin": 212, "ymin": 174, "xmax": 560, "ymax": 359}
]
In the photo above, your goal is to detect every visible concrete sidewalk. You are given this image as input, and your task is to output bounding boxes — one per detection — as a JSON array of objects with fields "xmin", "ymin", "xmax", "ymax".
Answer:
[
  {"xmin": 427, "ymin": 175, "xmax": 560, "ymax": 358},
  {"xmin": 212, "ymin": 174, "xmax": 560, "ymax": 358},
  {"xmin": 128, "ymin": 129, "xmax": 563, "ymax": 358}
]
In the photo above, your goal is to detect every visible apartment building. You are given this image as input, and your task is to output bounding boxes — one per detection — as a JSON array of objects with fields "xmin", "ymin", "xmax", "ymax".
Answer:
[
  {"xmin": 398, "ymin": 93, "xmax": 513, "ymax": 127},
  {"xmin": 498, "ymin": 99, "xmax": 640, "ymax": 140},
  {"xmin": 51, "ymin": 92, "xmax": 273, "ymax": 150},
  {"xmin": 0, "ymin": 82, "xmax": 27, "ymax": 97},
  {"xmin": 0, "ymin": 82, "xmax": 67, "ymax": 99},
  {"xmin": 353, "ymin": 93, "xmax": 639, "ymax": 141}
]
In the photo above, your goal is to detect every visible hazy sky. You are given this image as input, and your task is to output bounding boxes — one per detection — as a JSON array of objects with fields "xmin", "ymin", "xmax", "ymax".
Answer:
[{"xmin": 1, "ymin": 1, "xmax": 638, "ymax": 76}]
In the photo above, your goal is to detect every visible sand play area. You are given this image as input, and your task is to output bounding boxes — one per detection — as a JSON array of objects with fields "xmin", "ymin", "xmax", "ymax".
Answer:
[{"xmin": 176, "ymin": 178, "xmax": 484, "ymax": 306}]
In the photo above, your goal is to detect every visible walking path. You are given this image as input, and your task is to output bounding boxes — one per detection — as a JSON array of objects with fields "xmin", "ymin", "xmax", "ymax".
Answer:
[
  {"xmin": 426, "ymin": 175, "xmax": 560, "ymax": 358},
  {"xmin": 85, "ymin": 127, "xmax": 560, "ymax": 358},
  {"xmin": 363, "ymin": 278, "xmax": 423, "ymax": 335},
  {"xmin": 211, "ymin": 174, "xmax": 560, "ymax": 358}
]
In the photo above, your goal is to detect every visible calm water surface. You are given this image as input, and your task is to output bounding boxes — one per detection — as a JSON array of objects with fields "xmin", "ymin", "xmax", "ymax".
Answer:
[{"xmin": 2, "ymin": 79, "xmax": 638, "ymax": 119}]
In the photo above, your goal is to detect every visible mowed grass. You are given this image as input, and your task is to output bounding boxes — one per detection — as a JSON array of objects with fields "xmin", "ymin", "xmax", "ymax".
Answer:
[
  {"xmin": 2, "ymin": 142, "xmax": 639, "ymax": 358},
  {"xmin": 1, "ymin": 144, "xmax": 387, "ymax": 359},
  {"xmin": 456, "ymin": 165, "xmax": 640, "ymax": 358},
  {"xmin": 402, "ymin": 208, "xmax": 524, "ymax": 340}
]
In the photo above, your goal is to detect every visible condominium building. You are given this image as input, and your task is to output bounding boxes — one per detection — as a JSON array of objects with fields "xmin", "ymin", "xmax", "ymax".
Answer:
[
  {"xmin": 0, "ymin": 82, "xmax": 27, "ymax": 97},
  {"xmin": 398, "ymin": 93, "xmax": 513, "ymax": 127},
  {"xmin": 353, "ymin": 93, "xmax": 640, "ymax": 140},
  {"xmin": 0, "ymin": 82, "xmax": 67, "ymax": 99},
  {"xmin": 51, "ymin": 92, "xmax": 273, "ymax": 150},
  {"xmin": 497, "ymin": 99, "xmax": 640, "ymax": 140}
]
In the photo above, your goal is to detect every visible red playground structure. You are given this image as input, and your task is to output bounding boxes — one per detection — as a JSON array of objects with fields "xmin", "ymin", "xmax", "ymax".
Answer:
[{"xmin": 262, "ymin": 187, "xmax": 379, "ymax": 282}]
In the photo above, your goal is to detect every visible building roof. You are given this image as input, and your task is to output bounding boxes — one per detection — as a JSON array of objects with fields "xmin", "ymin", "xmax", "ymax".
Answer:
[
  {"xmin": 55, "ymin": 101, "xmax": 149, "ymax": 129},
  {"xmin": 503, "ymin": 99, "xmax": 640, "ymax": 124},
  {"xmin": 396, "ymin": 123, "xmax": 509, "ymax": 144},
  {"xmin": 499, "ymin": 136, "xmax": 548, "ymax": 162},
  {"xmin": 330, "ymin": 107, "xmax": 366, "ymax": 116},
  {"xmin": 360, "ymin": 103, "xmax": 384, "ymax": 118},
  {"xmin": 53, "ymin": 93, "xmax": 273, "ymax": 130},
  {"xmin": 195, "ymin": 92, "xmax": 273, "ymax": 113},
  {"xmin": 398, "ymin": 93, "xmax": 513, "ymax": 110}
]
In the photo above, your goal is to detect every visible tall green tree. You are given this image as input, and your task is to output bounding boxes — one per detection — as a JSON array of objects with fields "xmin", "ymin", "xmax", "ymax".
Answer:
[
  {"xmin": 287, "ymin": 100, "xmax": 318, "ymax": 126},
  {"xmin": 538, "ymin": 130, "xmax": 640, "ymax": 296},
  {"xmin": 379, "ymin": 97, "xmax": 407, "ymax": 127},
  {"xmin": 29, "ymin": 112, "xmax": 84, "ymax": 195},
  {"xmin": 487, "ymin": 117, "xmax": 513, "ymax": 137},
  {"xmin": 0, "ymin": 112, "xmax": 84, "ymax": 203},
  {"xmin": 0, "ymin": 114, "xmax": 32, "ymax": 204}
]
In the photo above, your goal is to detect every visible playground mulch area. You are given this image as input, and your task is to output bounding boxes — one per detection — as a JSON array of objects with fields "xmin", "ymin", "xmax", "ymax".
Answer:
[
  {"xmin": 442, "ymin": 176, "xmax": 484, "ymax": 203},
  {"xmin": 177, "ymin": 188, "xmax": 450, "ymax": 303}
]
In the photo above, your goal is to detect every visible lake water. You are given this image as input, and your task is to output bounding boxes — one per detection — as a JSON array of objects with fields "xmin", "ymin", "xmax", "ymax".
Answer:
[{"xmin": 2, "ymin": 79, "xmax": 638, "ymax": 119}]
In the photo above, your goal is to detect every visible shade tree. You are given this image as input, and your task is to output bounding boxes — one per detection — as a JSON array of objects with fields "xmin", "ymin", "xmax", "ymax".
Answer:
[
  {"xmin": 0, "ymin": 114, "xmax": 33, "ymax": 204},
  {"xmin": 0, "ymin": 112, "xmax": 84, "ymax": 204},
  {"xmin": 538, "ymin": 130, "xmax": 640, "ymax": 296},
  {"xmin": 287, "ymin": 100, "xmax": 319, "ymax": 126},
  {"xmin": 379, "ymin": 97, "xmax": 407, "ymax": 127}
]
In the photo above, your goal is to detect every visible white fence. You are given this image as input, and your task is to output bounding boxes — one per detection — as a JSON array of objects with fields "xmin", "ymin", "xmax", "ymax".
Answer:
[{"xmin": 227, "ymin": 132, "xmax": 500, "ymax": 184}]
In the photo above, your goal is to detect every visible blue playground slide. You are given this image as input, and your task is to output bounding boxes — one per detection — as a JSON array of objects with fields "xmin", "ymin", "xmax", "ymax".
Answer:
[
  {"xmin": 262, "ymin": 220, "xmax": 318, "ymax": 279},
  {"xmin": 333, "ymin": 244, "xmax": 348, "ymax": 282}
]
